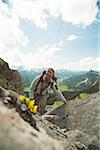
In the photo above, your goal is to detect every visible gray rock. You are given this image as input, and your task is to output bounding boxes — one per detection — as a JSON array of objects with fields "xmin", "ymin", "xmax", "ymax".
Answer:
[
  {"xmin": 4, "ymin": 97, "xmax": 11, "ymax": 101},
  {"xmin": 8, "ymin": 90, "xmax": 19, "ymax": 103},
  {"xmin": 3, "ymin": 99, "xmax": 9, "ymax": 104},
  {"xmin": 0, "ymin": 58, "xmax": 23, "ymax": 94},
  {"xmin": 0, "ymin": 86, "xmax": 100, "ymax": 150},
  {"xmin": 47, "ymin": 92, "xmax": 100, "ymax": 148},
  {"xmin": 0, "ymin": 102, "xmax": 64, "ymax": 150},
  {"xmin": 0, "ymin": 86, "xmax": 19, "ymax": 104},
  {"xmin": 42, "ymin": 114, "xmax": 60, "ymax": 123},
  {"xmin": 0, "ymin": 86, "xmax": 10, "ymax": 98}
]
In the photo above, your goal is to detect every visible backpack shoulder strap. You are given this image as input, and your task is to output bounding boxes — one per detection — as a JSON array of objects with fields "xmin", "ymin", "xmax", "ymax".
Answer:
[
  {"xmin": 34, "ymin": 75, "xmax": 43, "ymax": 92},
  {"xmin": 34, "ymin": 76, "xmax": 57, "ymax": 95},
  {"xmin": 40, "ymin": 81, "xmax": 51, "ymax": 95},
  {"xmin": 51, "ymin": 81, "xmax": 58, "ymax": 90},
  {"xmin": 34, "ymin": 70, "xmax": 46, "ymax": 92}
]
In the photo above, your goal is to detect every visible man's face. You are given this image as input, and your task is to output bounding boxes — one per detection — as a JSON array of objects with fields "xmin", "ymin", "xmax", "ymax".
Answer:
[
  {"xmin": 46, "ymin": 69, "xmax": 54, "ymax": 78},
  {"xmin": 44, "ymin": 69, "xmax": 54, "ymax": 81}
]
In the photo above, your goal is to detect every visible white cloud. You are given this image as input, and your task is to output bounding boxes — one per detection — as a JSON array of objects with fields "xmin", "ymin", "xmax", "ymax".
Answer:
[
  {"xmin": 63, "ymin": 57, "xmax": 100, "ymax": 71},
  {"xmin": 1, "ymin": 46, "xmax": 99, "ymax": 71},
  {"xmin": 39, "ymin": 0, "xmax": 98, "ymax": 26},
  {"xmin": 58, "ymin": 41, "xmax": 63, "ymax": 46},
  {"xmin": 0, "ymin": 1, "xmax": 29, "ymax": 49},
  {"xmin": 67, "ymin": 34, "xmax": 80, "ymax": 41},
  {"xmin": 0, "ymin": 0, "xmax": 98, "ymax": 71},
  {"xmin": 4, "ymin": 0, "xmax": 98, "ymax": 31},
  {"xmin": 0, "ymin": 44, "xmax": 61, "ymax": 70},
  {"xmin": 0, "ymin": 0, "xmax": 98, "ymax": 50},
  {"xmin": 12, "ymin": 0, "xmax": 48, "ymax": 29}
]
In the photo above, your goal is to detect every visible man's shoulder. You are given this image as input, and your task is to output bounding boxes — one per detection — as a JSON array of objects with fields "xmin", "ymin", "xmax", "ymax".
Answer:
[
  {"xmin": 31, "ymin": 75, "xmax": 41, "ymax": 83},
  {"xmin": 34, "ymin": 75, "xmax": 41, "ymax": 80}
]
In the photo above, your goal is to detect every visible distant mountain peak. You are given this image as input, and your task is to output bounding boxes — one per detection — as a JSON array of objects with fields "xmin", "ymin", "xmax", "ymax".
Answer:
[
  {"xmin": 88, "ymin": 70, "xmax": 98, "ymax": 74},
  {"xmin": 86, "ymin": 70, "xmax": 99, "ymax": 77}
]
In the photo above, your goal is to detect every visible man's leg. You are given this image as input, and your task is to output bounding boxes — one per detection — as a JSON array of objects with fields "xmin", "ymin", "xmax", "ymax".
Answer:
[{"xmin": 38, "ymin": 95, "xmax": 47, "ymax": 115}]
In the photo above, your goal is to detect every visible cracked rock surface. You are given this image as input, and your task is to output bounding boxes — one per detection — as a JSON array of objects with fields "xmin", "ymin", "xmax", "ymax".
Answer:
[{"xmin": 0, "ymin": 86, "xmax": 100, "ymax": 150}]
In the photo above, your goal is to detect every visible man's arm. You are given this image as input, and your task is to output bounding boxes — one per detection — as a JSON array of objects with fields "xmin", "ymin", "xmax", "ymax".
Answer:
[
  {"xmin": 29, "ymin": 75, "xmax": 40, "ymax": 99},
  {"xmin": 51, "ymin": 82, "xmax": 67, "ymax": 103}
]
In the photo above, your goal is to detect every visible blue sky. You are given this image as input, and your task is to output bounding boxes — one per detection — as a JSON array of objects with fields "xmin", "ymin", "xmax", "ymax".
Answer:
[{"xmin": 0, "ymin": 0, "xmax": 99, "ymax": 71}]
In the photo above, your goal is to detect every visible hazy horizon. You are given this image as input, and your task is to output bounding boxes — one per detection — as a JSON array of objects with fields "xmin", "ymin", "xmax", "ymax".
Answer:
[{"xmin": 12, "ymin": 65, "xmax": 99, "ymax": 72}]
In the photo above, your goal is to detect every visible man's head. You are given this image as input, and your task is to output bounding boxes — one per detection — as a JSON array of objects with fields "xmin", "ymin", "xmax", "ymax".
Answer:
[
  {"xmin": 46, "ymin": 68, "xmax": 54, "ymax": 78},
  {"xmin": 43, "ymin": 68, "xmax": 57, "ymax": 82}
]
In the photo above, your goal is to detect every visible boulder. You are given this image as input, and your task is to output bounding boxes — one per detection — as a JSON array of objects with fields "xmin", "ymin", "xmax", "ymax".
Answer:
[
  {"xmin": 0, "ymin": 86, "xmax": 99, "ymax": 150},
  {"xmin": 47, "ymin": 92, "xmax": 100, "ymax": 148},
  {"xmin": 0, "ymin": 86, "xmax": 19, "ymax": 104},
  {"xmin": 0, "ymin": 58, "xmax": 23, "ymax": 94},
  {"xmin": 0, "ymin": 102, "xmax": 64, "ymax": 150}
]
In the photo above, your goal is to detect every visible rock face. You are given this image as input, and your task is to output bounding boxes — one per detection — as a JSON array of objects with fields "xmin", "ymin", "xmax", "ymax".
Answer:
[
  {"xmin": 0, "ymin": 86, "xmax": 100, "ymax": 150},
  {"xmin": 0, "ymin": 58, "xmax": 23, "ymax": 94},
  {"xmin": 0, "ymin": 102, "xmax": 96, "ymax": 150},
  {"xmin": 0, "ymin": 59, "xmax": 99, "ymax": 149},
  {"xmin": 0, "ymin": 102, "xmax": 65, "ymax": 150},
  {"xmin": 47, "ymin": 92, "xmax": 100, "ymax": 149}
]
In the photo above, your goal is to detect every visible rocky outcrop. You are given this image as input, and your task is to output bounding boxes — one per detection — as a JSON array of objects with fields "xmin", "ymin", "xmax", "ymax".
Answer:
[
  {"xmin": 0, "ymin": 102, "xmax": 65, "ymax": 150},
  {"xmin": 0, "ymin": 102, "xmax": 96, "ymax": 150},
  {"xmin": 0, "ymin": 58, "xmax": 23, "ymax": 94},
  {"xmin": 47, "ymin": 92, "xmax": 100, "ymax": 149},
  {"xmin": 0, "ymin": 86, "xmax": 64, "ymax": 150},
  {"xmin": 0, "ymin": 86, "xmax": 99, "ymax": 150}
]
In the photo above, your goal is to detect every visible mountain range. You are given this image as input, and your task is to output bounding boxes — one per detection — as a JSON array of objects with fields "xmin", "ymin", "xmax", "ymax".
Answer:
[
  {"xmin": 17, "ymin": 67, "xmax": 100, "ymax": 100},
  {"xmin": 0, "ymin": 58, "xmax": 99, "ymax": 101},
  {"xmin": 18, "ymin": 67, "xmax": 87, "ymax": 87},
  {"xmin": 62, "ymin": 70, "xmax": 100, "ymax": 93}
]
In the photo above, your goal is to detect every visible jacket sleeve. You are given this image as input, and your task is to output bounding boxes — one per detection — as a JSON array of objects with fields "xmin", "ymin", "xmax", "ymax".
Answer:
[
  {"xmin": 51, "ymin": 82, "xmax": 66, "ymax": 103},
  {"xmin": 29, "ymin": 76, "xmax": 40, "ymax": 99}
]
